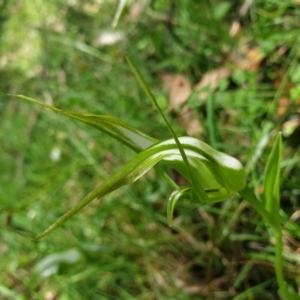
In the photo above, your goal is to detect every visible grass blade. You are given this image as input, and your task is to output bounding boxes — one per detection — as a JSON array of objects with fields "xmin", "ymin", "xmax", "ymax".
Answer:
[
  {"xmin": 262, "ymin": 133, "xmax": 287, "ymax": 296},
  {"xmin": 9, "ymin": 95, "xmax": 158, "ymax": 151},
  {"xmin": 8, "ymin": 94, "xmax": 60, "ymax": 112}
]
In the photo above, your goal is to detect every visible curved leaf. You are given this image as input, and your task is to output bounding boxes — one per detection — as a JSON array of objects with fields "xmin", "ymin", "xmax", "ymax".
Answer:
[
  {"xmin": 161, "ymin": 137, "xmax": 246, "ymax": 197},
  {"xmin": 167, "ymin": 187, "xmax": 191, "ymax": 226}
]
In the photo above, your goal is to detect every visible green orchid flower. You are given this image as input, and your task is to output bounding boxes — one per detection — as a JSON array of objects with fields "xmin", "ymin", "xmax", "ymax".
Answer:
[{"xmin": 10, "ymin": 95, "xmax": 246, "ymax": 242}]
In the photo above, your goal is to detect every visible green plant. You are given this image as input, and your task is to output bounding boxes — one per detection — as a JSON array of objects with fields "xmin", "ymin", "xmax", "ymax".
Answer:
[{"xmin": 9, "ymin": 56, "xmax": 298, "ymax": 299}]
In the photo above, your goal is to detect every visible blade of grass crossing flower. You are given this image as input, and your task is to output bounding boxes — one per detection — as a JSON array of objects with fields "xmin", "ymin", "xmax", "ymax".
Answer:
[
  {"xmin": 125, "ymin": 55, "xmax": 200, "ymax": 201},
  {"xmin": 167, "ymin": 187, "xmax": 191, "ymax": 226},
  {"xmin": 9, "ymin": 95, "xmax": 157, "ymax": 152},
  {"xmin": 263, "ymin": 132, "xmax": 282, "ymax": 229}
]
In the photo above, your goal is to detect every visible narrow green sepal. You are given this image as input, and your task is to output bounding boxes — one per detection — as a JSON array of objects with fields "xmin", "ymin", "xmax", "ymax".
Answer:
[{"xmin": 167, "ymin": 187, "xmax": 191, "ymax": 226}]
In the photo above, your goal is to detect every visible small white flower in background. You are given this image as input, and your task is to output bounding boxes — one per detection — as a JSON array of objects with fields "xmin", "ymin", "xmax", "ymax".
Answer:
[
  {"xmin": 94, "ymin": 31, "xmax": 124, "ymax": 46},
  {"xmin": 50, "ymin": 147, "xmax": 61, "ymax": 162}
]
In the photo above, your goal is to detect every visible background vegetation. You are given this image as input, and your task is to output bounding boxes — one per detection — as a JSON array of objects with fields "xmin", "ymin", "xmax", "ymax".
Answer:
[{"xmin": 1, "ymin": 0, "xmax": 300, "ymax": 299}]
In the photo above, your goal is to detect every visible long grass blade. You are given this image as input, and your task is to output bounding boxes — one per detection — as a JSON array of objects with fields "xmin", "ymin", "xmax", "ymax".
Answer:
[{"xmin": 9, "ymin": 95, "xmax": 157, "ymax": 151}]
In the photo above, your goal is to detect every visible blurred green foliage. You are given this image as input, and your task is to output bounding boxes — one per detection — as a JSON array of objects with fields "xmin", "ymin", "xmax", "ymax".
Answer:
[{"xmin": 1, "ymin": 0, "xmax": 300, "ymax": 299}]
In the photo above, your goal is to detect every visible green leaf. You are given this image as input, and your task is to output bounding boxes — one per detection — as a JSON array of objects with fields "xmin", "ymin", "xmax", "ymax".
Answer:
[
  {"xmin": 241, "ymin": 134, "xmax": 284, "ymax": 229},
  {"xmin": 167, "ymin": 187, "xmax": 191, "ymax": 226},
  {"xmin": 263, "ymin": 132, "xmax": 282, "ymax": 228}
]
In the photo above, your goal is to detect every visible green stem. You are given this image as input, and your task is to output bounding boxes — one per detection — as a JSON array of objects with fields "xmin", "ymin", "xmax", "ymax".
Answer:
[
  {"xmin": 238, "ymin": 187, "xmax": 270, "ymax": 224},
  {"xmin": 274, "ymin": 229, "xmax": 285, "ymax": 288}
]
